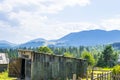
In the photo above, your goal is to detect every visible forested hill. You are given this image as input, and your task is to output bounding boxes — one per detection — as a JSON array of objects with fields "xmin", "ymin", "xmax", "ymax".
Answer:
[
  {"xmin": 1, "ymin": 30, "xmax": 120, "ymax": 48},
  {"xmin": 0, "ymin": 40, "xmax": 16, "ymax": 48},
  {"xmin": 55, "ymin": 30, "xmax": 120, "ymax": 46},
  {"xmin": 112, "ymin": 42, "xmax": 120, "ymax": 50}
]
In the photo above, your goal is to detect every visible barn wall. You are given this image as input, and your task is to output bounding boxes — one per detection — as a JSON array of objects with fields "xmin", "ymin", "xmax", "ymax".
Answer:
[
  {"xmin": 31, "ymin": 53, "xmax": 87, "ymax": 80},
  {"xmin": 8, "ymin": 58, "xmax": 22, "ymax": 77}
]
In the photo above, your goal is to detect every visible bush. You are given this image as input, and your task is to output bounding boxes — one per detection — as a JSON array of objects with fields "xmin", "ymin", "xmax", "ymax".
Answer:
[
  {"xmin": 64, "ymin": 52, "xmax": 74, "ymax": 58},
  {"xmin": 112, "ymin": 65, "xmax": 120, "ymax": 75},
  {"xmin": 38, "ymin": 46, "xmax": 53, "ymax": 54},
  {"xmin": 0, "ymin": 71, "xmax": 16, "ymax": 80},
  {"xmin": 81, "ymin": 50, "xmax": 95, "ymax": 66}
]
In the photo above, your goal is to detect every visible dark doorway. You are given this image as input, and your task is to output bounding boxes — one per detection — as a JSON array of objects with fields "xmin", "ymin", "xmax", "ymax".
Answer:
[
  {"xmin": 25, "ymin": 59, "xmax": 31, "ymax": 80},
  {"xmin": 21, "ymin": 59, "xmax": 25, "ymax": 79}
]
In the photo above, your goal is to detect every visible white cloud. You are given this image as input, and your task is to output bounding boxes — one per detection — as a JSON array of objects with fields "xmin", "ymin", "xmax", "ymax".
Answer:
[
  {"xmin": 0, "ymin": 0, "xmax": 91, "ymax": 43},
  {"xmin": 1, "ymin": 16, "xmax": 120, "ymax": 43},
  {"xmin": 101, "ymin": 18, "xmax": 120, "ymax": 30},
  {"xmin": 0, "ymin": 0, "xmax": 91, "ymax": 13},
  {"xmin": 1, "ymin": 0, "xmax": 120, "ymax": 44}
]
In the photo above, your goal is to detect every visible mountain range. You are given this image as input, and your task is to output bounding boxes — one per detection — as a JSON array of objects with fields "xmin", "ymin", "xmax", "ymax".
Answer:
[
  {"xmin": 0, "ymin": 40, "xmax": 16, "ymax": 48},
  {"xmin": 1, "ymin": 30, "xmax": 120, "ymax": 48}
]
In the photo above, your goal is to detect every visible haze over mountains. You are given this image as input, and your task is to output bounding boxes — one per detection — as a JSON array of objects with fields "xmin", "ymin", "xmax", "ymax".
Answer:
[
  {"xmin": 0, "ymin": 40, "xmax": 16, "ymax": 48},
  {"xmin": 0, "ymin": 30, "xmax": 120, "ymax": 48}
]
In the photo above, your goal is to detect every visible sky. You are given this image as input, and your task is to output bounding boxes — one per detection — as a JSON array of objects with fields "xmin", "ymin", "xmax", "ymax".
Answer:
[{"xmin": 0, "ymin": 0, "xmax": 120, "ymax": 44}]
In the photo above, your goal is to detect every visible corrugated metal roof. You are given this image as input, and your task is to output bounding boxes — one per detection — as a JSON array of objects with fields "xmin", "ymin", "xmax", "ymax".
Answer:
[{"xmin": 0, "ymin": 53, "xmax": 9, "ymax": 64}]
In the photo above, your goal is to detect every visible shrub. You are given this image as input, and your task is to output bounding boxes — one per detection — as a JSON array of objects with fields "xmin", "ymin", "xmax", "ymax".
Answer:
[
  {"xmin": 64, "ymin": 52, "xmax": 74, "ymax": 58},
  {"xmin": 81, "ymin": 50, "xmax": 95, "ymax": 66},
  {"xmin": 38, "ymin": 46, "xmax": 53, "ymax": 54},
  {"xmin": 0, "ymin": 71, "xmax": 16, "ymax": 80},
  {"xmin": 112, "ymin": 65, "xmax": 120, "ymax": 75}
]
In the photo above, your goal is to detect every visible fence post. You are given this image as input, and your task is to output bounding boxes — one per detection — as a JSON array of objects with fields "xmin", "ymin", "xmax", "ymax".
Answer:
[
  {"xmin": 100, "ymin": 74, "xmax": 102, "ymax": 80},
  {"xmin": 86, "ymin": 74, "xmax": 88, "ymax": 80},
  {"xmin": 91, "ymin": 73, "xmax": 93, "ymax": 80},
  {"xmin": 102, "ymin": 73, "xmax": 104, "ymax": 80},
  {"xmin": 91, "ymin": 66, "xmax": 95, "ymax": 80},
  {"xmin": 73, "ymin": 74, "xmax": 76, "ymax": 80},
  {"xmin": 97, "ymin": 74, "xmax": 99, "ymax": 80},
  {"xmin": 110, "ymin": 71, "xmax": 112, "ymax": 80},
  {"xmin": 104, "ymin": 72, "xmax": 106, "ymax": 80},
  {"xmin": 107, "ymin": 72, "xmax": 109, "ymax": 80}
]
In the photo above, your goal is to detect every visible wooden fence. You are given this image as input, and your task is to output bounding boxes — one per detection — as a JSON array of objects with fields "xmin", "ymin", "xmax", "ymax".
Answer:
[
  {"xmin": 112, "ymin": 74, "xmax": 120, "ymax": 80},
  {"xmin": 92, "ymin": 71, "xmax": 112, "ymax": 80},
  {"xmin": 91, "ymin": 71, "xmax": 120, "ymax": 80}
]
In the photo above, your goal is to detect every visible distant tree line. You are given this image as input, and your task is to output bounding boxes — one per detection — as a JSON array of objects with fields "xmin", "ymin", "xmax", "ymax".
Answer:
[
  {"xmin": 0, "ymin": 45, "xmax": 119, "ymax": 67},
  {"xmin": 0, "ymin": 48, "xmax": 18, "ymax": 58}
]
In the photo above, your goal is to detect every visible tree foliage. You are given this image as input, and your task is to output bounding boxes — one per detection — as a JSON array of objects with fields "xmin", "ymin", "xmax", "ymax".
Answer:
[
  {"xmin": 81, "ymin": 49, "xmax": 95, "ymax": 66},
  {"xmin": 64, "ymin": 52, "xmax": 74, "ymax": 58},
  {"xmin": 38, "ymin": 46, "xmax": 53, "ymax": 54},
  {"xmin": 0, "ymin": 44, "xmax": 119, "ymax": 68},
  {"xmin": 97, "ymin": 45, "xmax": 118, "ymax": 67},
  {"xmin": 112, "ymin": 65, "xmax": 120, "ymax": 75}
]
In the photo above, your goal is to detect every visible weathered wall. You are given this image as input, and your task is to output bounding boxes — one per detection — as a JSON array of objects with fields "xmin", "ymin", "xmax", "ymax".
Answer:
[
  {"xmin": 31, "ymin": 53, "xmax": 87, "ymax": 80},
  {"xmin": 10, "ymin": 50, "xmax": 87, "ymax": 80},
  {"xmin": 8, "ymin": 58, "xmax": 21, "ymax": 77}
]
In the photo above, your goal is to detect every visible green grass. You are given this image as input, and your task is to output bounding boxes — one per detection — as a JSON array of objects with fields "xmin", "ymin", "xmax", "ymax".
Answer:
[
  {"xmin": 102, "ymin": 67, "xmax": 113, "ymax": 71},
  {"xmin": 0, "ymin": 71, "xmax": 16, "ymax": 80}
]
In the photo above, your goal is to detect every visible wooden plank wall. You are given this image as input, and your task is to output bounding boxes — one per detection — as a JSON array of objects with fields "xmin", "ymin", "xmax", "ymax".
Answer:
[
  {"xmin": 31, "ymin": 53, "xmax": 87, "ymax": 80},
  {"xmin": 8, "ymin": 58, "xmax": 22, "ymax": 77}
]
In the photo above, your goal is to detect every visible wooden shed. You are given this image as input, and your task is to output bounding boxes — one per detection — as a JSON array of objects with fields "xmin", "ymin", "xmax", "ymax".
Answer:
[
  {"xmin": 0, "ymin": 53, "xmax": 9, "ymax": 72},
  {"xmin": 9, "ymin": 50, "xmax": 87, "ymax": 80}
]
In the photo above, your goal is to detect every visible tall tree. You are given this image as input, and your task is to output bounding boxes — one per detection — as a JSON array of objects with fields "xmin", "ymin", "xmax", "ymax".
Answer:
[{"xmin": 97, "ymin": 45, "xmax": 118, "ymax": 67}]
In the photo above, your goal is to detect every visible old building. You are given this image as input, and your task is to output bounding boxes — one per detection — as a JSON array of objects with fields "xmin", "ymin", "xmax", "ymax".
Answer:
[
  {"xmin": 0, "ymin": 53, "xmax": 9, "ymax": 72},
  {"xmin": 9, "ymin": 50, "xmax": 87, "ymax": 80}
]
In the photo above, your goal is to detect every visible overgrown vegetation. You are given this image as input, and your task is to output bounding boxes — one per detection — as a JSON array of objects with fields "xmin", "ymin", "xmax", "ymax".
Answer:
[
  {"xmin": 64, "ymin": 52, "xmax": 74, "ymax": 57},
  {"xmin": 0, "ymin": 71, "xmax": 16, "ymax": 80},
  {"xmin": 112, "ymin": 65, "xmax": 120, "ymax": 75},
  {"xmin": 81, "ymin": 49, "xmax": 95, "ymax": 66},
  {"xmin": 38, "ymin": 46, "xmax": 53, "ymax": 54}
]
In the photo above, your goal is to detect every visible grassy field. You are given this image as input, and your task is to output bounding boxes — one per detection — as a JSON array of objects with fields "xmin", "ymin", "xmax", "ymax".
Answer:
[{"xmin": 0, "ymin": 71, "xmax": 16, "ymax": 80}]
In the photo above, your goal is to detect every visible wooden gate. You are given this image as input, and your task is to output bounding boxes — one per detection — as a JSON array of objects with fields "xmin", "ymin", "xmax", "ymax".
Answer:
[
  {"xmin": 8, "ymin": 58, "xmax": 22, "ymax": 77},
  {"xmin": 91, "ymin": 71, "xmax": 120, "ymax": 80},
  {"xmin": 92, "ymin": 71, "xmax": 112, "ymax": 80}
]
